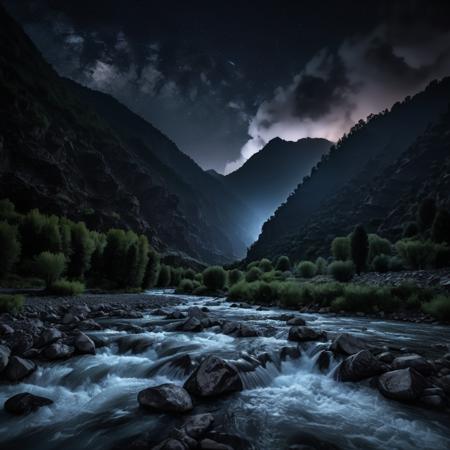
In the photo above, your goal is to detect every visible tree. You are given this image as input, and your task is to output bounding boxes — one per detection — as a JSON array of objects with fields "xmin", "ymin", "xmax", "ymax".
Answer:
[
  {"xmin": 157, "ymin": 264, "xmax": 171, "ymax": 287},
  {"xmin": 351, "ymin": 225, "xmax": 369, "ymax": 275},
  {"xmin": 39, "ymin": 215, "xmax": 62, "ymax": 253},
  {"xmin": 432, "ymin": 209, "xmax": 450, "ymax": 244},
  {"xmin": 34, "ymin": 252, "xmax": 66, "ymax": 288},
  {"xmin": 228, "ymin": 269, "xmax": 243, "ymax": 285},
  {"xmin": 331, "ymin": 237, "xmax": 350, "ymax": 261},
  {"xmin": 275, "ymin": 255, "xmax": 291, "ymax": 271},
  {"xmin": 143, "ymin": 247, "xmax": 160, "ymax": 288},
  {"xmin": 417, "ymin": 197, "xmax": 436, "ymax": 231},
  {"xmin": 68, "ymin": 222, "xmax": 95, "ymax": 279},
  {"xmin": 202, "ymin": 266, "xmax": 227, "ymax": 291},
  {"xmin": 368, "ymin": 234, "xmax": 392, "ymax": 262},
  {"xmin": 103, "ymin": 229, "xmax": 129, "ymax": 285},
  {"xmin": 258, "ymin": 258, "xmax": 273, "ymax": 272},
  {"xmin": 19, "ymin": 209, "xmax": 46, "ymax": 258},
  {"xmin": 135, "ymin": 235, "xmax": 149, "ymax": 288},
  {"xmin": 0, "ymin": 221, "xmax": 21, "ymax": 277}
]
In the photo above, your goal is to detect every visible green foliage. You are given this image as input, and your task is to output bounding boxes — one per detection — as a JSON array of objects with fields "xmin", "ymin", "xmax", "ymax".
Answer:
[
  {"xmin": 0, "ymin": 221, "xmax": 21, "ymax": 277},
  {"xmin": 183, "ymin": 268, "xmax": 196, "ymax": 280},
  {"xmin": 434, "ymin": 245, "xmax": 450, "ymax": 269},
  {"xmin": 372, "ymin": 254, "xmax": 390, "ymax": 273},
  {"xmin": 68, "ymin": 222, "xmax": 95, "ymax": 279},
  {"xmin": 417, "ymin": 197, "xmax": 436, "ymax": 231},
  {"xmin": 192, "ymin": 284, "xmax": 210, "ymax": 296},
  {"xmin": 245, "ymin": 266, "xmax": 262, "ymax": 282},
  {"xmin": 19, "ymin": 209, "xmax": 46, "ymax": 258},
  {"xmin": 368, "ymin": 234, "xmax": 391, "ymax": 262},
  {"xmin": 170, "ymin": 267, "xmax": 183, "ymax": 287},
  {"xmin": 39, "ymin": 215, "xmax": 62, "ymax": 253},
  {"xmin": 177, "ymin": 278, "xmax": 194, "ymax": 293},
  {"xmin": 275, "ymin": 255, "xmax": 291, "ymax": 271},
  {"xmin": 143, "ymin": 247, "xmax": 160, "ymax": 289},
  {"xmin": 59, "ymin": 219, "xmax": 73, "ymax": 259},
  {"xmin": 422, "ymin": 295, "xmax": 450, "ymax": 321},
  {"xmin": 432, "ymin": 209, "xmax": 450, "ymax": 244},
  {"xmin": 331, "ymin": 237, "xmax": 350, "ymax": 261},
  {"xmin": 0, "ymin": 294, "xmax": 24, "ymax": 313},
  {"xmin": 157, "ymin": 264, "xmax": 171, "ymax": 287},
  {"xmin": 351, "ymin": 225, "xmax": 369, "ymax": 274},
  {"xmin": 34, "ymin": 251, "xmax": 66, "ymax": 288},
  {"xmin": 49, "ymin": 279, "xmax": 85, "ymax": 296},
  {"xmin": 403, "ymin": 222, "xmax": 419, "ymax": 238},
  {"xmin": 258, "ymin": 258, "xmax": 273, "ymax": 272},
  {"xmin": 194, "ymin": 273, "xmax": 203, "ymax": 283},
  {"xmin": 202, "ymin": 266, "xmax": 227, "ymax": 291},
  {"xmin": 0, "ymin": 199, "xmax": 18, "ymax": 221},
  {"xmin": 331, "ymin": 284, "xmax": 392, "ymax": 313},
  {"xmin": 297, "ymin": 261, "xmax": 317, "ymax": 278},
  {"xmin": 396, "ymin": 239, "xmax": 435, "ymax": 269},
  {"xmin": 246, "ymin": 261, "xmax": 259, "ymax": 270},
  {"xmin": 228, "ymin": 268, "xmax": 243, "ymax": 286},
  {"xmin": 329, "ymin": 261, "xmax": 354, "ymax": 282},
  {"xmin": 315, "ymin": 257, "xmax": 328, "ymax": 275},
  {"xmin": 89, "ymin": 231, "xmax": 107, "ymax": 279},
  {"xmin": 388, "ymin": 256, "xmax": 404, "ymax": 272}
]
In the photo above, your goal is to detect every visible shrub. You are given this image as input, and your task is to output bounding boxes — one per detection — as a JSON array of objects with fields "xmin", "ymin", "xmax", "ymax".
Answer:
[
  {"xmin": 252, "ymin": 281, "xmax": 277, "ymax": 304},
  {"xmin": 297, "ymin": 261, "xmax": 317, "ymax": 278},
  {"xmin": 403, "ymin": 222, "xmax": 419, "ymax": 238},
  {"xmin": 310, "ymin": 282, "xmax": 344, "ymax": 306},
  {"xmin": 143, "ymin": 247, "xmax": 160, "ymax": 288},
  {"xmin": 39, "ymin": 216, "xmax": 62, "ymax": 253},
  {"xmin": 329, "ymin": 261, "xmax": 354, "ymax": 282},
  {"xmin": 388, "ymin": 256, "xmax": 404, "ymax": 272},
  {"xmin": 277, "ymin": 282, "xmax": 304, "ymax": 308},
  {"xmin": 49, "ymin": 280, "xmax": 85, "ymax": 296},
  {"xmin": 422, "ymin": 295, "xmax": 450, "ymax": 321},
  {"xmin": 372, "ymin": 254, "xmax": 390, "ymax": 273},
  {"xmin": 0, "ymin": 199, "xmax": 18, "ymax": 221},
  {"xmin": 315, "ymin": 257, "xmax": 328, "ymax": 275},
  {"xmin": 68, "ymin": 223, "xmax": 96, "ymax": 280},
  {"xmin": 368, "ymin": 234, "xmax": 392, "ymax": 262},
  {"xmin": 157, "ymin": 264, "xmax": 171, "ymax": 287},
  {"xmin": 0, "ymin": 294, "xmax": 24, "ymax": 313},
  {"xmin": 246, "ymin": 266, "xmax": 262, "ymax": 282},
  {"xmin": 192, "ymin": 284, "xmax": 211, "ymax": 296},
  {"xmin": 34, "ymin": 252, "xmax": 66, "ymax": 288},
  {"xmin": 0, "ymin": 221, "xmax": 21, "ymax": 277},
  {"xmin": 432, "ymin": 209, "xmax": 450, "ymax": 244},
  {"xmin": 178, "ymin": 278, "xmax": 194, "ymax": 293},
  {"xmin": 417, "ymin": 197, "xmax": 436, "ymax": 231},
  {"xmin": 194, "ymin": 273, "xmax": 203, "ymax": 283},
  {"xmin": 19, "ymin": 209, "xmax": 46, "ymax": 258},
  {"xmin": 246, "ymin": 261, "xmax": 259, "ymax": 270},
  {"xmin": 202, "ymin": 266, "xmax": 227, "ymax": 291},
  {"xmin": 170, "ymin": 267, "xmax": 183, "ymax": 287},
  {"xmin": 89, "ymin": 231, "xmax": 107, "ymax": 280},
  {"xmin": 351, "ymin": 225, "xmax": 369, "ymax": 274},
  {"xmin": 434, "ymin": 245, "xmax": 450, "ymax": 269},
  {"xmin": 183, "ymin": 269, "xmax": 196, "ymax": 280},
  {"xmin": 259, "ymin": 258, "xmax": 273, "ymax": 272},
  {"xmin": 275, "ymin": 255, "xmax": 291, "ymax": 271},
  {"xmin": 396, "ymin": 240, "xmax": 435, "ymax": 269},
  {"xmin": 331, "ymin": 237, "xmax": 350, "ymax": 261},
  {"xmin": 228, "ymin": 268, "xmax": 243, "ymax": 286}
]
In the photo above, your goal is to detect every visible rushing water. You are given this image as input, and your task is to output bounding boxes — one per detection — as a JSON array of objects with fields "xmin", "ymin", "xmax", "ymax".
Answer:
[{"xmin": 0, "ymin": 290, "xmax": 449, "ymax": 450}]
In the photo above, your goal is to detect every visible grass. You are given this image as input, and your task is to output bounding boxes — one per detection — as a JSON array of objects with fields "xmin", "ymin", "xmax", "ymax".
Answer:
[
  {"xmin": 0, "ymin": 294, "xmax": 25, "ymax": 313},
  {"xmin": 422, "ymin": 295, "xmax": 450, "ymax": 321},
  {"xmin": 48, "ymin": 280, "xmax": 85, "ymax": 296}
]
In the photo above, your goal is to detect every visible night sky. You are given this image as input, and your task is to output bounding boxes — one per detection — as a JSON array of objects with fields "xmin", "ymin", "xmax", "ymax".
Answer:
[{"xmin": 4, "ymin": 0, "xmax": 450, "ymax": 173}]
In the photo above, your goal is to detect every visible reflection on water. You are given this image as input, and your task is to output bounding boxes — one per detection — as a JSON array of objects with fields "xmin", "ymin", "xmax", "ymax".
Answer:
[{"xmin": 0, "ymin": 291, "xmax": 449, "ymax": 450}]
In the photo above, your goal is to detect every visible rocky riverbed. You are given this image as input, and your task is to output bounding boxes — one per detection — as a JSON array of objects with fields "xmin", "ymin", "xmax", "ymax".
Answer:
[{"xmin": 0, "ymin": 290, "xmax": 450, "ymax": 450}]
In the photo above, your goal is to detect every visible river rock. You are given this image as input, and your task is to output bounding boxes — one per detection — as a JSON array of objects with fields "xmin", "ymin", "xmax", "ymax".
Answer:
[
  {"xmin": 336, "ymin": 350, "xmax": 388, "ymax": 382},
  {"xmin": 4, "ymin": 392, "xmax": 53, "ymax": 415},
  {"xmin": 330, "ymin": 333, "xmax": 368, "ymax": 355},
  {"xmin": 178, "ymin": 317, "xmax": 203, "ymax": 332},
  {"xmin": 42, "ymin": 341, "xmax": 74, "ymax": 360},
  {"xmin": 0, "ymin": 323, "xmax": 14, "ymax": 335},
  {"xmin": 286, "ymin": 317, "xmax": 306, "ymax": 326},
  {"xmin": 166, "ymin": 310, "xmax": 186, "ymax": 320},
  {"xmin": 10, "ymin": 331, "xmax": 34, "ymax": 355},
  {"xmin": 187, "ymin": 307, "xmax": 208, "ymax": 319},
  {"xmin": 138, "ymin": 383, "xmax": 193, "ymax": 413},
  {"xmin": 377, "ymin": 351, "xmax": 395, "ymax": 364},
  {"xmin": 391, "ymin": 355, "xmax": 434, "ymax": 376},
  {"xmin": 0, "ymin": 344, "xmax": 10, "ymax": 372},
  {"xmin": 377, "ymin": 368, "xmax": 428, "ymax": 401},
  {"xmin": 199, "ymin": 438, "xmax": 232, "ymax": 449},
  {"xmin": 280, "ymin": 346, "xmax": 301, "ymax": 361},
  {"xmin": 37, "ymin": 328, "xmax": 62, "ymax": 348},
  {"xmin": 236, "ymin": 323, "xmax": 259, "ymax": 337},
  {"xmin": 152, "ymin": 439, "xmax": 186, "ymax": 450},
  {"xmin": 5, "ymin": 356, "xmax": 36, "ymax": 381},
  {"xmin": 184, "ymin": 355, "xmax": 243, "ymax": 397},
  {"xmin": 316, "ymin": 350, "xmax": 332, "ymax": 372},
  {"xmin": 288, "ymin": 326, "xmax": 321, "ymax": 342},
  {"xmin": 221, "ymin": 321, "xmax": 239, "ymax": 335},
  {"xmin": 74, "ymin": 332, "xmax": 96, "ymax": 354},
  {"xmin": 184, "ymin": 413, "xmax": 215, "ymax": 439}
]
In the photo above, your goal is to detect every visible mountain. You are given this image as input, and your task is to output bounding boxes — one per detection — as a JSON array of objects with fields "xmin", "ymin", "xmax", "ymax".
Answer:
[
  {"xmin": 0, "ymin": 5, "xmax": 254, "ymax": 264},
  {"xmin": 225, "ymin": 137, "xmax": 331, "ymax": 235},
  {"xmin": 247, "ymin": 78, "xmax": 450, "ymax": 261}
]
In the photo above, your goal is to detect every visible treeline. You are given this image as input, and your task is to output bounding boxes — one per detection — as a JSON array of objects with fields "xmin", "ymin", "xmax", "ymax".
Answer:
[{"xmin": 0, "ymin": 199, "xmax": 166, "ymax": 294}]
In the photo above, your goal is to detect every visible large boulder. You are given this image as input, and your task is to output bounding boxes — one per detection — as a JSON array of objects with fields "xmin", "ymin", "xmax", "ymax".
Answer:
[
  {"xmin": 4, "ymin": 392, "xmax": 53, "ymax": 415},
  {"xmin": 138, "ymin": 383, "xmax": 193, "ymax": 413},
  {"xmin": 178, "ymin": 317, "xmax": 203, "ymax": 332},
  {"xmin": 330, "ymin": 333, "xmax": 368, "ymax": 355},
  {"xmin": 391, "ymin": 355, "xmax": 434, "ymax": 376},
  {"xmin": 74, "ymin": 332, "xmax": 96, "ymax": 355},
  {"xmin": 5, "ymin": 356, "xmax": 36, "ymax": 381},
  {"xmin": 377, "ymin": 368, "xmax": 428, "ymax": 401},
  {"xmin": 42, "ymin": 342, "xmax": 74, "ymax": 360},
  {"xmin": 316, "ymin": 350, "xmax": 332, "ymax": 372},
  {"xmin": 336, "ymin": 350, "xmax": 387, "ymax": 382},
  {"xmin": 36, "ymin": 328, "xmax": 62, "ymax": 348},
  {"xmin": 288, "ymin": 326, "xmax": 321, "ymax": 342},
  {"xmin": 286, "ymin": 317, "xmax": 306, "ymax": 326},
  {"xmin": 184, "ymin": 355, "xmax": 243, "ymax": 397},
  {"xmin": 0, "ymin": 344, "xmax": 11, "ymax": 372}
]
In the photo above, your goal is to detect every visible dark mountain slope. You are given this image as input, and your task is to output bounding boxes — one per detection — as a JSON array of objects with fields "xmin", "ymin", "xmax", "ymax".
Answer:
[
  {"xmin": 248, "ymin": 78, "xmax": 450, "ymax": 260},
  {"xmin": 0, "ymin": 5, "xmax": 247, "ymax": 263},
  {"xmin": 225, "ymin": 137, "xmax": 331, "ymax": 234}
]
